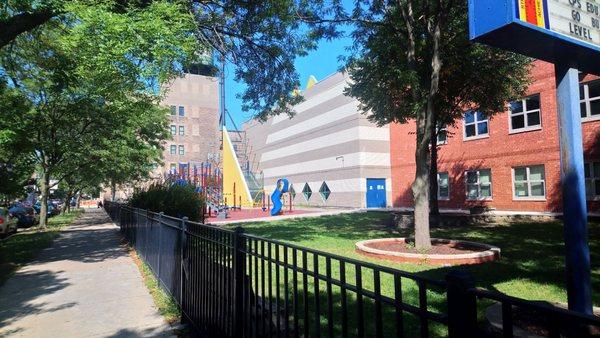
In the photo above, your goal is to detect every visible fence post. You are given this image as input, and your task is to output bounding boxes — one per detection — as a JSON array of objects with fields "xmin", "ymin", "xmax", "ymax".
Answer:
[
  {"xmin": 233, "ymin": 226, "xmax": 246, "ymax": 337},
  {"xmin": 158, "ymin": 212, "xmax": 164, "ymax": 279},
  {"xmin": 446, "ymin": 270, "xmax": 478, "ymax": 338},
  {"xmin": 180, "ymin": 216, "xmax": 188, "ymax": 323}
]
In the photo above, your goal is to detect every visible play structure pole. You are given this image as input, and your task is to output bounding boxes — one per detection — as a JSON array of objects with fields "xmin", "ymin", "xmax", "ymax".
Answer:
[
  {"xmin": 267, "ymin": 193, "xmax": 270, "ymax": 211},
  {"xmin": 233, "ymin": 182, "xmax": 237, "ymax": 210},
  {"xmin": 289, "ymin": 192, "xmax": 292, "ymax": 212},
  {"xmin": 239, "ymin": 196, "xmax": 242, "ymax": 210},
  {"xmin": 262, "ymin": 191, "xmax": 266, "ymax": 211}
]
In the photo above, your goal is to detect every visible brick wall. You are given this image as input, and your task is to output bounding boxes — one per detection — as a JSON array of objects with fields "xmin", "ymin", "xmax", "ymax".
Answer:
[{"xmin": 390, "ymin": 60, "xmax": 600, "ymax": 213}]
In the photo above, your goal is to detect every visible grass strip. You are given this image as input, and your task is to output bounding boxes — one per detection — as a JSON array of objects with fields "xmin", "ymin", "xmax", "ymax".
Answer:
[{"xmin": 128, "ymin": 247, "xmax": 181, "ymax": 324}]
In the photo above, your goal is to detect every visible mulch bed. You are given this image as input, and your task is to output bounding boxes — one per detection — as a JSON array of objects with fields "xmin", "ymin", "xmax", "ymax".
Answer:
[
  {"xmin": 512, "ymin": 305, "xmax": 600, "ymax": 337},
  {"xmin": 365, "ymin": 239, "xmax": 487, "ymax": 255}
]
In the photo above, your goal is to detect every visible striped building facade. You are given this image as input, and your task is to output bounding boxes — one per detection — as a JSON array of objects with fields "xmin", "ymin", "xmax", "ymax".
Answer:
[{"xmin": 243, "ymin": 72, "xmax": 391, "ymax": 208}]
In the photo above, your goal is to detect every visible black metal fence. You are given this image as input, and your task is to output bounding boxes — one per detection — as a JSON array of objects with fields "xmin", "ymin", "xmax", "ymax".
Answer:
[{"xmin": 104, "ymin": 202, "xmax": 600, "ymax": 338}]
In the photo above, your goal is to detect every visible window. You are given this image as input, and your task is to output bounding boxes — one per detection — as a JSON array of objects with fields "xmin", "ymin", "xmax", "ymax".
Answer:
[
  {"xmin": 585, "ymin": 162, "xmax": 600, "ymax": 200},
  {"xmin": 463, "ymin": 111, "xmax": 488, "ymax": 139},
  {"xmin": 438, "ymin": 172, "xmax": 450, "ymax": 199},
  {"xmin": 179, "ymin": 126, "xmax": 185, "ymax": 136},
  {"xmin": 513, "ymin": 165, "xmax": 546, "ymax": 199},
  {"xmin": 178, "ymin": 106, "xmax": 185, "ymax": 117},
  {"xmin": 169, "ymin": 163, "xmax": 177, "ymax": 173},
  {"xmin": 289, "ymin": 184, "xmax": 296, "ymax": 199},
  {"xmin": 510, "ymin": 94, "xmax": 541, "ymax": 132},
  {"xmin": 178, "ymin": 145, "xmax": 185, "ymax": 155},
  {"xmin": 302, "ymin": 183, "xmax": 312, "ymax": 201},
  {"xmin": 465, "ymin": 169, "xmax": 492, "ymax": 200},
  {"xmin": 580, "ymin": 80, "xmax": 600, "ymax": 120},
  {"xmin": 170, "ymin": 125, "xmax": 176, "ymax": 135},
  {"xmin": 319, "ymin": 182, "xmax": 331, "ymax": 201},
  {"xmin": 170, "ymin": 145, "xmax": 176, "ymax": 155},
  {"xmin": 437, "ymin": 125, "xmax": 448, "ymax": 145},
  {"xmin": 170, "ymin": 105, "xmax": 176, "ymax": 116}
]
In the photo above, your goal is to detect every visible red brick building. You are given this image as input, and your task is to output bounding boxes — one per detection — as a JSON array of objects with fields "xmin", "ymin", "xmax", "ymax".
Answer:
[{"xmin": 390, "ymin": 61, "xmax": 600, "ymax": 214}]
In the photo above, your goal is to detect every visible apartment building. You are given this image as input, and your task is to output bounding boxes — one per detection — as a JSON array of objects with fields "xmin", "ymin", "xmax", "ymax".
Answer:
[
  {"xmin": 161, "ymin": 73, "xmax": 220, "ymax": 174},
  {"xmin": 243, "ymin": 72, "xmax": 392, "ymax": 208},
  {"xmin": 390, "ymin": 60, "xmax": 600, "ymax": 214}
]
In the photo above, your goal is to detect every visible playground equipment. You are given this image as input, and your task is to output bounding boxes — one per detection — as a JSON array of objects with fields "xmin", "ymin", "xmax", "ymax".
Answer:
[{"xmin": 270, "ymin": 178, "xmax": 289, "ymax": 216}]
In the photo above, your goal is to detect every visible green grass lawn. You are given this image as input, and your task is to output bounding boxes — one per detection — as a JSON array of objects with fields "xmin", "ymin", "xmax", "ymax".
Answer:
[
  {"xmin": 0, "ymin": 209, "xmax": 84, "ymax": 286},
  {"xmin": 224, "ymin": 211, "xmax": 599, "ymax": 337}
]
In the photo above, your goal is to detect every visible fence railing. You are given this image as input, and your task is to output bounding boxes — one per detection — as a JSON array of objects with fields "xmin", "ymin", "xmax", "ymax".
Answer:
[{"xmin": 104, "ymin": 201, "xmax": 600, "ymax": 338}]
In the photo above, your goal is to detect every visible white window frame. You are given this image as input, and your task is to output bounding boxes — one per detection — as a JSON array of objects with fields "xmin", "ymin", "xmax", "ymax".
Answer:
[
  {"xmin": 465, "ymin": 169, "xmax": 492, "ymax": 200},
  {"xmin": 437, "ymin": 172, "xmax": 450, "ymax": 200},
  {"xmin": 585, "ymin": 161, "xmax": 600, "ymax": 200},
  {"xmin": 509, "ymin": 94, "xmax": 542, "ymax": 133},
  {"xmin": 178, "ymin": 105, "xmax": 185, "ymax": 117},
  {"xmin": 319, "ymin": 182, "xmax": 331, "ymax": 201},
  {"xmin": 178, "ymin": 145, "xmax": 185, "ymax": 155},
  {"xmin": 169, "ymin": 105, "xmax": 176, "ymax": 116},
  {"xmin": 169, "ymin": 145, "xmax": 176, "ymax": 155},
  {"xmin": 302, "ymin": 183, "xmax": 312, "ymax": 201},
  {"xmin": 463, "ymin": 111, "xmax": 489, "ymax": 141},
  {"xmin": 179, "ymin": 125, "xmax": 185, "ymax": 136},
  {"xmin": 437, "ymin": 125, "xmax": 448, "ymax": 145},
  {"xmin": 512, "ymin": 165, "xmax": 546, "ymax": 201},
  {"xmin": 580, "ymin": 80, "xmax": 600, "ymax": 122},
  {"xmin": 170, "ymin": 125, "xmax": 177, "ymax": 135}
]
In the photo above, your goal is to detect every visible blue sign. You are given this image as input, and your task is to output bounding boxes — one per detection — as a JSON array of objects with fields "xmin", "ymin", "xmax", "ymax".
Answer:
[{"xmin": 469, "ymin": 0, "xmax": 600, "ymax": 75}]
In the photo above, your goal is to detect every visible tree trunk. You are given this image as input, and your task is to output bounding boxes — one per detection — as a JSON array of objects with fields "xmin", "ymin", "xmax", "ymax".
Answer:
[
  {"xmin": 39, "ymin": 167, "xmax": 50, "ymax": 228},
  {"xmin": 63, "ymin": 190, "xmax": 72, "ymax": 213},
  {"xmin": 430, "ymin": 113, "xmax": 440, "ymax": 216},
  {"xmin": 111, "ymin": 181, "xmax": 116, "ymax": 202},
  {"xmin": 412, "ymin": 109, "xmax": 432, "ymax": 250},
  {"xmin": 75, "ymin": 191, "xmax": 81, "ymax": 208}
]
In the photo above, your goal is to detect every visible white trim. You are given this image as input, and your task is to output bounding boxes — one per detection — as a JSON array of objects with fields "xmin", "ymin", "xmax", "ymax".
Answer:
[
  {"xmin": 266, "ymin": 101, "xmax": 360, "ymax": 144},
  {"xmin": 465, "ymin": 169, "xmax": 493, "ymax": 200},
  {"xmin": 582, "ymin": 114, "xmax": 600, "ymax": 123},
  {"xmin": 463, "ymin": 134, "xmax": 490, "ymax": 142},
  {"xmin": 580, "ymin": 80, "xmax": 600, "ymax": 121},
  {"xmin": 260, "ymin": 126, "xmax": 389, "ymax": 162},
  {"xmin": 272, "ymin": 81, "xmax": 348, "ymax": 125},
  {"xmin": 508, "ymin": 125, "xmax": 542, "ymax": 134}
]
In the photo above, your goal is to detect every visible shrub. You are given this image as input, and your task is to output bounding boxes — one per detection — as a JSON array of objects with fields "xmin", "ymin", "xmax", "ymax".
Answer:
[{"xmin": 129, "ymin": 181, "xmax": 204, "ymax": 222}]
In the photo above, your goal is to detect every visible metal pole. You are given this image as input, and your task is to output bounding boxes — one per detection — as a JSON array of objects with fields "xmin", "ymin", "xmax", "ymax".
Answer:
[{"xmin": 555, "ymin": 64, "xmax": 592, "ymax": 314}]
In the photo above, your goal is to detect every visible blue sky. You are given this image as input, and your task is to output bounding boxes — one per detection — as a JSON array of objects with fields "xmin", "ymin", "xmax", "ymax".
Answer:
[{"xmin": 223, "ymin": 34, "xmax": 354, "ymax": 129}]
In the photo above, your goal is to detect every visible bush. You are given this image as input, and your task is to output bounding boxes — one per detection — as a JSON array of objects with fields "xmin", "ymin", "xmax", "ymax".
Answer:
[{"xmin": 128, "ymin": 181, "xmax": 204, "ymax": 222}]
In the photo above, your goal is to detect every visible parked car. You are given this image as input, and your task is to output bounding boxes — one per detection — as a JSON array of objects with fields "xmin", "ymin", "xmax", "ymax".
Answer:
[
  {"xmin": 9, "ymin": 205, "xmax": 38, "ymax": 227},
  {"xmin": 0, "ymin": 208, "xmax": 18, "ymax": 238},
  {"xmin": 33, "ymin": 202, "xmax": 60, "ymax": 217}
]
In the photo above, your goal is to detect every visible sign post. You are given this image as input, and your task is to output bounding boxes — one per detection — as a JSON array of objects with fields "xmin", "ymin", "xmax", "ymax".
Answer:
[{"xmin": 469, "ymin": 0, "xmax": 600, "ymax": 314}]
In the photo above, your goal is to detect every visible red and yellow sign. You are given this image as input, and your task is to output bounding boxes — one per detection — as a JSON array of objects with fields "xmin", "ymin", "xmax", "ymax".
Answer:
[{"xmin": 516, "ymin": 0, "xmax": 550, "ymax": 29}]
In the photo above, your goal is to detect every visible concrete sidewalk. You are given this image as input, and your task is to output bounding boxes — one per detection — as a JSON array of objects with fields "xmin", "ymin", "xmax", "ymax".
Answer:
[{"xmin": 0, "ymin": 209, "xmax": 173, "ymax": 338}]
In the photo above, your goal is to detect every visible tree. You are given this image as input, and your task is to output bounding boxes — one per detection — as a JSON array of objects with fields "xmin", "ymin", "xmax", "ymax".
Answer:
[
  {"xmin": 332, "ymin": 0, "xmax": 531, "ymax": 248},
  {"xmin": 188, "ymin": 0, "xmax": 339, "ymax": 119},
  {"xmin": 0, "ymin": 1, "xmax": 195, "ymax": 227}
]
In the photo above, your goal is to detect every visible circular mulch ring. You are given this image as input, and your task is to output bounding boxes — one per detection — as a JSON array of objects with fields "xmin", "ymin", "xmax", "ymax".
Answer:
[{"xmin": 355, "ymin": 238, "xmax": 501, "ymax": 265}]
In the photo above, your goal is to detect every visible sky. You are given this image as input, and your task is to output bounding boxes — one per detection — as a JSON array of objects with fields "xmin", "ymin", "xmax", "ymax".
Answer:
[{"xmin": 223, "ymin": 33, "xmax": 354, "ymax": 129}]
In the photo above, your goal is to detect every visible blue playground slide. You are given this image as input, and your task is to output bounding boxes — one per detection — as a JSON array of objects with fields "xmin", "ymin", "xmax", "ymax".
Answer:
[{"xmin": 270, "ymin": 178, "xmax": 289, "ymax": 216}]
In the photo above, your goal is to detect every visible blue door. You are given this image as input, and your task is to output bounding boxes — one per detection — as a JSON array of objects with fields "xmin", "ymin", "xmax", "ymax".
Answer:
[{"xmin": 366, "ymin": 178, "xmax": 387, "ymax": 208}]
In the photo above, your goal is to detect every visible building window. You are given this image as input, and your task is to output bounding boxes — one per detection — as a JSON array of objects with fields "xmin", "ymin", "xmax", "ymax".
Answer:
[
  {"xmin": 466, "ymin": 169, "xmax": 492, "ymax": 200},
  {"xmin": 463, "ymin": 111, "xmax": 488, "ymax": 139},
  {"xmin": 170, "ymin": 145, "xmax": 176, "ymax": 155},
  {"xmin": 178, "ymin": 106, "xmax": 185, "ymax": 117},
  {"xmin": 170, "ymin": 105, "xmax": 176, "ymax": 116},
  {"xmin": 319, "ymin": 182, "xmax": 331, "ymax": 201},
  {"xmin": 438, "ymin": 172, "xmax": 450, "ymax": 199},
  {"xmin": 169, "ymin": 163, "xmax": 177, "ymax": 173},
  {"xmin": 585, "ymin": 162, "xmax": 600, "ymax": 200},
  {"xmin": 170, "ymin": 125, "xmax": 176, "ymax": 135},
  {"xmin": 510, "ymin": 94, "xmax": 541, "ymax": 132},
  {"xmin": 513, "ymin": 165, "xmax": 546, "ymax": 199},
  {"xmin": 179, "ymin": 126, "xmax": 185, "ymax": 136},
  {"xmin": 289, "ymin": 184, "xmax": 296, "ymax": 199},
  {"xmin": 437, "ymin": 125, "xmax": 448, "ymax": 145},
  {"xmin": 178, "ymin": 145, "xmax": 185, "ymax": 155},
  {"xmin": 302, "ymin": 183, "xmax": 312, "ymax": 201},
  {"xmin": 580, "ymin": 80, "xmax": 600, "ymax": 121}
]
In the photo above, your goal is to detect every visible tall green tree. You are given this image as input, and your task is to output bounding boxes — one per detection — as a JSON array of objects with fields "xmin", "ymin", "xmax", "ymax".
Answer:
[
  {"xmin": 316, "ymin": 0, "xmax": 531, "ymax": 248},
  {"xmin": 0, "ymin": 1, "xmax": 195, "ymax": 227}
]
